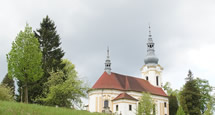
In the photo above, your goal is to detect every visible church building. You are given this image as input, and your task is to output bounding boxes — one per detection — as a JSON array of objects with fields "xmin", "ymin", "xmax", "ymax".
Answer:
[{"xmin": 87, "ymin": 27, "xmax": 169, "ymax": 115}]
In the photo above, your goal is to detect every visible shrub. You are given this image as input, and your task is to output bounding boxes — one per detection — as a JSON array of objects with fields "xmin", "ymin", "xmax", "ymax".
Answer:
[{"xmin": 0, "ymin": 84, "xmax": 14, "ymax": 101}]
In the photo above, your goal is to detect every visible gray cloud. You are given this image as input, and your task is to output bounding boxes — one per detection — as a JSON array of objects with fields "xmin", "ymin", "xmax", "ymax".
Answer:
[{"xmin": 1, "ymin": 0, "xmax": 215, "ymax": 91}]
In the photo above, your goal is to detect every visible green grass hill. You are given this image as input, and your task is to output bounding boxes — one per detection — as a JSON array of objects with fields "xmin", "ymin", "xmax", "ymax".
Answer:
[{"xmin": 0, "ymin": 101, "xmax": 104, "ymax": 115}]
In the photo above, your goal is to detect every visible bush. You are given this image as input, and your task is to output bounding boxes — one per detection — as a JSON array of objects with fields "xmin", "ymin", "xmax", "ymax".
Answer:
[{"xmin": 0, "ymin": 84, "xmax": 14, "ymax": 101}]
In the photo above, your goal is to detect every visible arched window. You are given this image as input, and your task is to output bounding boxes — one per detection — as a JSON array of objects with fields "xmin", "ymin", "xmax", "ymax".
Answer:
[
  {"xmin": 146, "ymin": 76, "xmax": 148, "ymax": 81},
  {"xmin": 156, "ymin": 76, "xmax": 159, "ymax": 86},
  {"xmin": 104, "ymin": 100, "xmax": 109, "ymax": 108}
]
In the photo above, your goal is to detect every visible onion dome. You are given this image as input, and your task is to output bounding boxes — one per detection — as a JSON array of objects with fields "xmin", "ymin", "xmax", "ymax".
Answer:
[{"xmin": 144, "ymin": 26, "xmax": 159, "ymax": 64}]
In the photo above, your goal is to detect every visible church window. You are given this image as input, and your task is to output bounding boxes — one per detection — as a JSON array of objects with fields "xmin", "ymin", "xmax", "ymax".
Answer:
[
  {"xmin": 129, "ymin": 105, "xmax": 132, "ymax": 111},
  {"xmin": 104, "ymin": 100, "xmax": 109, "ymax": 108},
  {"xmin": 146, "ymin": 76, "xmax": 148, "ymax": 81},
  {"xmin": 116, "ymin": 105, "xmax": 118, "ymax": 111},
  {"xmin": 164, "ymin": 102, "xmax": 167, "ymax": 108},
  {"xmin": 156, "ymin": 76, "xmax": 159, "ymax": 86}
]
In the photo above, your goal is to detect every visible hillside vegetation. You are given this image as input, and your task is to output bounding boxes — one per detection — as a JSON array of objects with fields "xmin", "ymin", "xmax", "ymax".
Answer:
[{"xmin": 0, "ymin": 101, "xmax": 104, "ymax": 115}]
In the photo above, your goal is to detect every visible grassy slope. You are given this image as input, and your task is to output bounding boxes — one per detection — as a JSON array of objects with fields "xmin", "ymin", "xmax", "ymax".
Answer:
[{"xmin": 0, "ymin": 101, "xmax": 104, "ymax": 115}]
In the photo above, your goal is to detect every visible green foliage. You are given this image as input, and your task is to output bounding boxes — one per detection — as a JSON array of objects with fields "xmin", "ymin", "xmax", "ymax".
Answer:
[
  {"xmin": 137, "ymin": 92, "xmax": 154, "ymax": 115},
  {"xmin": 35, "ymin": 15, "xmax": 65, "ymax": 73},
  {"xmin": 169, "ymin": 94, "xmax": 178, "ymax": 115},
  {"xmin": 7, "ymin": 24, "xmax": 43, "ymax": 103},
  {"xmin": 203, "ymin": 94, "xmax": 215, "ymax": 115},
  {"xmin": 29, "ymin": 15, "xmax": 65, "ymax": 103},
  {"xmin": 163, "ymin": 82, "xmax": 179, "ymax": 96},
  {"xmin": 38, "ymin": 59, "xmax": 88, "ymax": 108},
  {"xmin": 196, "ymin": 78, "xmax": 213, "ymax": 114},
  {"xmin": 180, "ymin": 70, "xmax": 201, "ymax": 115},
  {"xmin": 176, "ymin": 106, "xmax": 185, "ymax": 115},
  {"xmin": 1, "ymin": 73, "xmax": 15, "ymax": 96},
  {"xmin": 0, "ymin": 100, "xmax": 104, "ymax": 115},
  {"xmin": 0, "ymin": 85, "xmax": 14, "ymax": 101}
]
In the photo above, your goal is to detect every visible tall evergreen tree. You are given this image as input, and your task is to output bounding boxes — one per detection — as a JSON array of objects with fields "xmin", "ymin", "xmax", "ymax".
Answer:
[
  {"xmin": 180, "ymin": 70, "xmax": 201, "ymax": 115},
  {"xmin": 28, "ymin": 16, "xmax": 64, "ymax": 103},
  {"xmin": 169, "ymin": 94, "xmax": 179, "ymax": 115}
]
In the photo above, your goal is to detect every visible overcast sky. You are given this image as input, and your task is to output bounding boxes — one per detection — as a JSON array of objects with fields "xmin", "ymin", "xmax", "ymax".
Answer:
[{"xmin": 1, "ymin": 0, "xmax": 215, "ymax": 92}]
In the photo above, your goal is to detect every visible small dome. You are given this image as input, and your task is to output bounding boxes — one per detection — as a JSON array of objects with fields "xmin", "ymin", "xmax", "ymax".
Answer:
[{"xmin": 144, "ymin": 55, "xmax": 159, "ymax": 64}]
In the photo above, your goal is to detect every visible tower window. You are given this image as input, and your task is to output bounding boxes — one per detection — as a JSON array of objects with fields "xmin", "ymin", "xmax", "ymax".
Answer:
[
  {"xmin": 129, "ymin": 105, "xmax": 132, "ymax": 111},
  {"xmin": 116, "ymin": 105, "xmax": 118, "ymax": 111},
  {"xmin": 104, "ymin": 100, "xmax": 109, "ymax": 108},
  {"xmin": 156, "ymin": 76, "xmax": 159, "ymax": 86},
  {"xmin": 146, "ymin": 76, "xmax": 148, "ymax": 81}
]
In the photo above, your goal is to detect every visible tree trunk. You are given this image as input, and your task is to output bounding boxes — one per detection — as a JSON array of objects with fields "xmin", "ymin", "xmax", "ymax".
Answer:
[
  {"xmin": 21, "ymin": 86, "xmax": 23, "ymax": 102},
  {"xmin": 24, "ymin": 82, "xmax": 28, "ymax": 103}
]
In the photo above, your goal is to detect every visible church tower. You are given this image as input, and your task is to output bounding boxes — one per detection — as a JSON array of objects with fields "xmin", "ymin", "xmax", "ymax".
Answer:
[{"xmin": 141, "ymin": 26, "xmax": 163, "ymax": 87}]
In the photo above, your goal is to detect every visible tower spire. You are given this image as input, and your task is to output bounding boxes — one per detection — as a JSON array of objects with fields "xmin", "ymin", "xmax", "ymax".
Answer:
[
  {"xmin": 144, "ymin": 26, "xmax": 159, "ymax": 65},
  {"xmin": 105, "ymin": 47, "xmax": 111, "ymax": 74},
  {"xmin": 149, "ymin": 24, "xmax": 152, "ymax": 38}
]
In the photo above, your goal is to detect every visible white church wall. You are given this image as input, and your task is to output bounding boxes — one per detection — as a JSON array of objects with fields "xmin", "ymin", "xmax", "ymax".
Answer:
[
  {"xmin": 112, "ymin": 99, "xmax": 137, "ymax": 115},
  {"xmin": 88, "ymin": 89, "xmax": 169, "ymax": 115},
  {"xmin": 141, "ymin": 65, "xmax": 163, "ymax": 87}
]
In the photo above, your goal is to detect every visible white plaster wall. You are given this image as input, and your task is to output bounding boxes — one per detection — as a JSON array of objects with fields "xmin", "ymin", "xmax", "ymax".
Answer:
[
  {"xmin": 113, "ymin": 99, "xmax": 137, "ymax": 115},
  {"xmin": 88, "ymin": 89, "xmax": 168, "ymax": 115},
  {"xmin": 141, "ymin": 65, "xmax": 163, "ymax": 87}
]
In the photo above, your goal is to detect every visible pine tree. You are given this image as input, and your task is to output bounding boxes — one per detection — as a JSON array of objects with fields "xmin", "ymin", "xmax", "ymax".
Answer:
[
  {"xmin": 180, "ymin": 70, "xmax": 201, "ymax": 115},
  {"xmin": 28, "ymin": 16, "xmax": 65, "ymax": 103}
]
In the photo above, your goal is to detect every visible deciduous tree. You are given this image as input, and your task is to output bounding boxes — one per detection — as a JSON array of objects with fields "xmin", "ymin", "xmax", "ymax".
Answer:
[
  {"xmin": 0, "ymin": 84, "xmax": 14, "ymax": 101},
  {"xmin": 7, "ymin": 24, "xmax": 43, "ymax": 103},
  {"xmin": 196, "ymin": 78, "xmax": 213, "ymax": 114},
  {"xmin": 137, "ymin": 92, "xmax": 154, "ymax": 115},
  {"xmin": 38, "ymin": 59, "xmax": 88, "ymax": 108},
  {"xmin": 1, "ymin": 73, "xmax": 15, "ymax": 96}
]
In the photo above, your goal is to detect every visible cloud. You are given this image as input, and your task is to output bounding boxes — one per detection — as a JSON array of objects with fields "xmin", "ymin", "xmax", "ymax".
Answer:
[{"xmin": 1, "ymin": 0, "xmax": 215, "ymax": 92}]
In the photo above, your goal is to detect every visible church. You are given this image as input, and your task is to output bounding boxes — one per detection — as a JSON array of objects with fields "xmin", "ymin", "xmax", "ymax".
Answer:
[{"xmin": 87, "ymin": 28, "xmax": 169, "ymax": 115}]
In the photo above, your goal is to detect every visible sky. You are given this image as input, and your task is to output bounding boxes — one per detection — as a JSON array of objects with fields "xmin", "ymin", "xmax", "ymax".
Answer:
[{"xmin": 1, "ymin": 0, "xmax": 215, "ymax": 94}]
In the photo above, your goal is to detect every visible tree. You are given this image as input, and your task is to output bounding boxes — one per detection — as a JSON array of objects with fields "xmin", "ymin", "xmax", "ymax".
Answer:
[
  {"xmin": 0, "ymin": 84, "xmax": 14, "ymax": 101},
  {"xmin": 169, "ymin": 94, "xmax": 179, "ymax": 115},
  {"xmin": 137, "ymin": 92, "xmax": 154, "ymax": 115},
  {"xmin": 7, "ymin": 24, "xmax": 43, "ymax": 103},
  {"xmin": 1, "ymin": 73, "xmax": 15, "ymax": 96},
  {"xmin": 38, "ymin": 59, "xmax": 88, "ymax": 108},
  {"xmin": 203, "ymin": 93, "xmax": 215, "ymax": 115},
  {"xmin": 196, "ymin": 78, "xmax": 213, "ymax": 114},
  {"xmin": 29, "ymin": 15, "xmax": 65, "ymax": 103},
  {"xmin": 180, "ymin": 70, "xmax": 201, "ymax": 115},
  {"xmin": 176, "ymin": 106, "xmax": 185, "ymax": 115},
  {"xmin": 163, "ymin": 82, "xmax": 179, "ymax": 96}
]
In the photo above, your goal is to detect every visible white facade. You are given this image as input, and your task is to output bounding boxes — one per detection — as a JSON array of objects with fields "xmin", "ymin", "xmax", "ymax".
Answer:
[
  {"xmin": 88, "ymin": 89, "xmax": 169, "ymax": 115},
  {"xmin": 141, "ymin": 64, "xmax": 163, "ymax": 87},
  {"xmin": 112, "ymin": 99, "xmax": 137, "ymax": 115}
]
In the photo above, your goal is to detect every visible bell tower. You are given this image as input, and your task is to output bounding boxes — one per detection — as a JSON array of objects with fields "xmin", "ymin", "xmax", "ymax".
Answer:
[{"xmin": 141, "ymin": 26, "xmax": 163, "ymax": 87}]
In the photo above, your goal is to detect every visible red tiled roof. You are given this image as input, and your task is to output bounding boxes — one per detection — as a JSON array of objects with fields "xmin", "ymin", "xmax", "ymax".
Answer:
[
  {"xmin": 92, "ymin": 72, "xmax": 168, "ymax": 97},
  {"xmin": 112, "ymin": 93, "xmax": 138, "ymax": 101}
]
